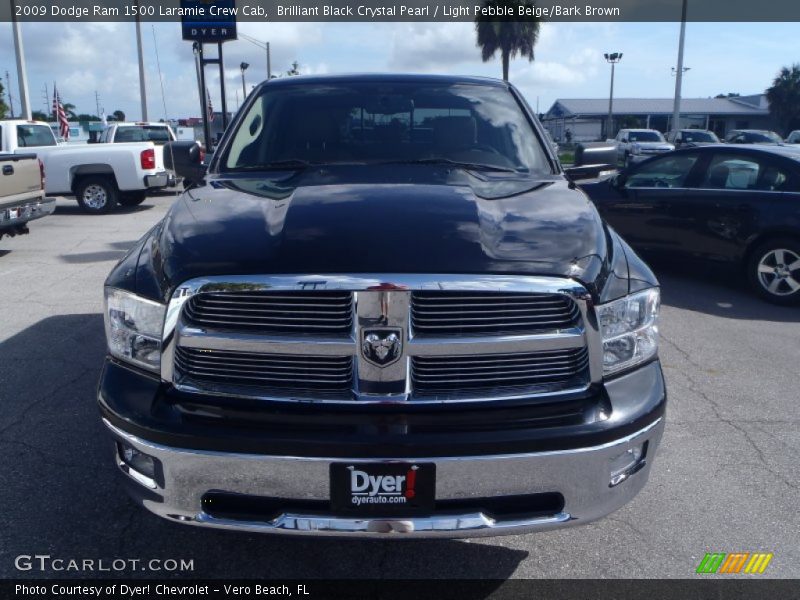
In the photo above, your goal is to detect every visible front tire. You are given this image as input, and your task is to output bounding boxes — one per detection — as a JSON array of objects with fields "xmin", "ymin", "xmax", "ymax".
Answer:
[
  {"xmin": 75, "ymin": 177, "xmax": 118, "ymax": 214},
  {"xmin": 747, "ymin": 238, "xmax": 800, "ymax": 305},
  {"xmin": 118, "ymin": 191, "xmax": 147, "ymax": 207}
]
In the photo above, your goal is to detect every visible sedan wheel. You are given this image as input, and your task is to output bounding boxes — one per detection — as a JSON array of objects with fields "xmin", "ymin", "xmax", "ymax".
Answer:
[{"xmin": 748, "ymin": 240, "xmax": 800, "ymax": 304}]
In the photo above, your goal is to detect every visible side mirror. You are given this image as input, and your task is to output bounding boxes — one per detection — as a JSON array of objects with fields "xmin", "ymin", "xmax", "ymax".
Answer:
[
  {"xmin": 163, "ymin": 141, "xmax": 206, "ymax": 184},
  {"xmin": 564, "ymin": 164, "xmax": 617, "ymax": 181}
]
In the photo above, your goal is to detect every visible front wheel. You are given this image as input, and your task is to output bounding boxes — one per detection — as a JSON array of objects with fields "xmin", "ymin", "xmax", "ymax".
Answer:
[
  {"xmin": 118, "ymin": 191, "xmax": 147, "ymax": 207},
  {"xmin": 747, "ymin": 238, "xmax": 800, "ymax": 304},
  {"xmin": 75, "ymin": 177, "xmax": 118, "ymax": 214}
]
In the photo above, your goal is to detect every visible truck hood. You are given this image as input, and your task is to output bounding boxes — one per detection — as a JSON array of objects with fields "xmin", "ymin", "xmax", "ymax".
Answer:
[{"xmin": 155, "ymin": 166, "xmax": 609, "ymax": 297}]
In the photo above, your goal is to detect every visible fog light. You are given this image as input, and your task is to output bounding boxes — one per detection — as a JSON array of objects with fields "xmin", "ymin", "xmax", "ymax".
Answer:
[
  {"xmin": 117, "ymin": 442, "xmax": 158, "ymax": 489},
  {"xmin": 609, "ymin": 442, "xmax": 647, "ymax": 487}
]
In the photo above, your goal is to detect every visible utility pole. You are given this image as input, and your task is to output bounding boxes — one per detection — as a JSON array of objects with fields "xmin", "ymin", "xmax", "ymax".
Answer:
[
  {"xmin": 671, "ymin": 0, "xmax": 688, "ymax": 133},
  {"xmin": 11, "ymin": 2, "xmax": 32, "ymax": 120},
  {"xmin": 135, "ymin": 0, "xmax": 148, "ymax": 121},
  {"xmin": 95, "ymin": 91, "xmax": 102, "ymax": 119},
  {"xmin": 43, "ymin": 83, "xmax": 50, "ymax": 117},
  {"xmin": 5, "ymin": 71, "xmax": 14, "ymax": 117},
  {"xmin": 266, "ymin": 41, "xmax": 271, "ymax": 80}
]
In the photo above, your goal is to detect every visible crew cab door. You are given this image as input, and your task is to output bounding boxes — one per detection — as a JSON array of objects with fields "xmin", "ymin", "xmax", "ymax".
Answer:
[{"xmin": 593, "ymin": 152, "xmax": 702, "ymax": 255}]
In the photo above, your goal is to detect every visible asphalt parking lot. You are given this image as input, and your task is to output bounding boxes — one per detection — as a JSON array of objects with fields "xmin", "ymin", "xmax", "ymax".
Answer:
[{"xmin": 0, "ymin": 194, "xmax": 797, "ymax": 580}]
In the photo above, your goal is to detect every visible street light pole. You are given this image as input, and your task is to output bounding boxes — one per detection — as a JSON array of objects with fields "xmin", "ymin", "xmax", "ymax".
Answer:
[
  {"xmin": 604, "ymin": 52, "xmax": 623, "ymax": 139},
  {"xmin": 10, "ymin": 1, "xmax": 32, "ymax": 120},
  {"xmin": 240, "ymin": 62, "xmax": 249, "ymax": 99},
  {"xmin": 671, "ymin": 0, "xmax": 688, "ymax": 132},
  {"xmin": 134, "ymin": 0, "xmax": 148, "ymax": 121}
]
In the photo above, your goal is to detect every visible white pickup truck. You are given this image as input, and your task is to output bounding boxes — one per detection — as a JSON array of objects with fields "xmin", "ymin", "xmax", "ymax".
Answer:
[{"xmin": 0, "ymin": 119, "xmax": 172, "ymax": 214}]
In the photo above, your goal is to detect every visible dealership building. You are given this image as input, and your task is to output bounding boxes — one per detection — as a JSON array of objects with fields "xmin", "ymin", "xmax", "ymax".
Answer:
[{"xmin": 543, "ymin": 94, "xmax": 773, "ymax": 142}]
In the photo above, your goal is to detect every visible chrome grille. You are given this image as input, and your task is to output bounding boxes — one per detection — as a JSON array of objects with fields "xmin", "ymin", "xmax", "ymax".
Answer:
[
  {"xmin": 411, "ymin": 292, "xmax": 580, "ymax": 336},
  {"xmin": 166, "ymin": 275, "xmax": 597, "ymax": 405},
  {"xmin": 174, "ymin": 347, "xmax": 354, "ymax": 395},
  {"xmin": 411, "ymin": 348, "xmax": 590, "ymax": 397},
  {"xmin": 184, "ymin": 291, "xmax": 353, "ymax": 335}
]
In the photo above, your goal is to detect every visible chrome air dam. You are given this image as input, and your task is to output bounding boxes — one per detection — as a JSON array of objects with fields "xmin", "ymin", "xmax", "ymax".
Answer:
[{"xmin": 104, "ymin": 417, "xmax": 664, "ymax": 538}]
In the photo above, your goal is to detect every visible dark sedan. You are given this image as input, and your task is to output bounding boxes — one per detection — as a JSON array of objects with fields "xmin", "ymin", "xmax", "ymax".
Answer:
[{"xmin": 581, "ymin": 145, "xmax": 800, "ymax": 304}]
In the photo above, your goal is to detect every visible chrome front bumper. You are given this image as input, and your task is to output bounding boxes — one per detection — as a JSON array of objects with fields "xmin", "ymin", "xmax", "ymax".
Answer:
[{"xmin": 104, "ymin": 417, "xmax": 664, "ymax": 538}]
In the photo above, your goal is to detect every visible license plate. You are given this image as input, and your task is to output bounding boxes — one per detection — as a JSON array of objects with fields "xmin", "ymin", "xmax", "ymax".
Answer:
[{"xmin": 330, "ymin": 462, "xmax": 435, "ymax": 515}]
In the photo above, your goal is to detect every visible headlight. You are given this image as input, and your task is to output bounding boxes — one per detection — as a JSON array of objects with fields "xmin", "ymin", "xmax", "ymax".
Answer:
[
  {"xmin": 104, "ymin": 288, "xmax": 166, "ymax": 373},
  {"xmin": 630, "ymin": 144, "xmax": 641, "ymax": 155},
  {"xmin": 597, "ymin": 288, "xmax": 659, "ymax": 376}
]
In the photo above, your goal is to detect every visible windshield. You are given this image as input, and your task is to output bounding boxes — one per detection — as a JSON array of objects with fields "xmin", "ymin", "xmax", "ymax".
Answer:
[
  {"xmin": 222, "ymin": 81, "xmax": 549, "ymax": 173},
  {"xmin": 16, "ymin": 124, "xmax": 57, "ymax": 147},
  {"xmin": 115, "ymin": 126, "xmax": 174, "ymax": 144},
  {"xmin": 682, "ymin": 131, "xmax": 719, "ymax": 143},
  {"xmin": 628, "ymin": 131, "xmax": 664, "ymax": 142}
]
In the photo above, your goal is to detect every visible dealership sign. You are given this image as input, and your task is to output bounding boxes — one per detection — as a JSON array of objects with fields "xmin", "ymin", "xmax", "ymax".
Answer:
[{"xmin": 180, "ymin": 0, "xmax": 237, "ymax": 42}]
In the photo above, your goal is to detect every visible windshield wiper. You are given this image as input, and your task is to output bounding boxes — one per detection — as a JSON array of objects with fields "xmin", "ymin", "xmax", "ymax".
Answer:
[{"xmin": 374, "ymin": 158, "xmax": 519, "ymax": 173}]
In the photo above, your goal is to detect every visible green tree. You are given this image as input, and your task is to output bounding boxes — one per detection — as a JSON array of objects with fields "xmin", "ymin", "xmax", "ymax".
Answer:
[
  {"xmin": 76, "ymin": 113, "xmax": 100, "ymax": 122},
  {"xmin": 32, "ymin": 110, "xmax": 49, "ymax": 121},
  {"xmin": 0, "ymin": 80, "xmax": 9, "ymax": 119},
  {"xmin": 112, "ymin": 109, "xmax": 126, "ymax": 122},
  {"xmin": 475, "ymin": 0, "xmax": 541, "ymax": 81},
  {"xmin": 766, "ymin": 64, "xmax": 800, "ymax": 135}
]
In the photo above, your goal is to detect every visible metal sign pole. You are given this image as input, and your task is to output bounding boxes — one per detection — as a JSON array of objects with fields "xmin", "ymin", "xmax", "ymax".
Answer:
[
  {"xmin": 218, "ymin": 42, "xmax": 229, "ymax": 130},
  {"xmin": 197, "ymin": 43, "xmax": 212, "ymax": 152}
]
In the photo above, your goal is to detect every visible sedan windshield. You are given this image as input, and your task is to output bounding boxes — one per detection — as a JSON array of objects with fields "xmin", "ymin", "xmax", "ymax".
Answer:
[
  {"xmin": 222, "ymin": 82, "xmax": 549, "ymax": 174},
  {"xmin": 682, "ymin": 131, "xmax": 719, "ymax": 143}
]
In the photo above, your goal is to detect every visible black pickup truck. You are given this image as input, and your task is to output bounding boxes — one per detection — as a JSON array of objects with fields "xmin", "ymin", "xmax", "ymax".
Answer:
[{"xmin": 99, "ymin": 74, "xmax": 666, "ymax": 538}]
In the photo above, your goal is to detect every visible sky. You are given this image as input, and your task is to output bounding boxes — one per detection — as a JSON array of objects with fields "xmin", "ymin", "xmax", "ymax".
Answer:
[{"xmin": 1, "ymin": 20, "xmax": 797, "ymax": 121}]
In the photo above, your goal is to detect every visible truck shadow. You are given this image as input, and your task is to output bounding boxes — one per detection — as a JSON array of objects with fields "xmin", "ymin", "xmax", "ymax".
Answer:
[
  {"xmin": 650, "ymin": 258, "xmax": 800, "ymax": 322},
  {"xmin": 53, "ymin": 204, "xmax": 156, "ymax": 216},
  {"xmin": 0, "ymin": 314, "xmax": 528, "ymax": 583}
]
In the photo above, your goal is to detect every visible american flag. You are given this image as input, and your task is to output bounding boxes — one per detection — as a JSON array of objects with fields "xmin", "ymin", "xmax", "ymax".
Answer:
[
  {"xmin": 52, "ymin": 84, "xmax": 70, "ymax": 141},
  {"xmin": 206, "ymin": 87, "xmax": 215, "ymax": 122}
]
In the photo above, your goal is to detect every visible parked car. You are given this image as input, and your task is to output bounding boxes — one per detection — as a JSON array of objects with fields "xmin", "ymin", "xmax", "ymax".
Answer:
[
  {"xmin": 0, "ymin": 119, "xmax": 172, "ymax": 214},
  {"xmin": 613, "ymin": 129, "xmax": 674, "ymax": 168},
  {"xmin": 581, "ymin": 145, "xmax": 800, "ymax": 304},
  {"xmin": 724, "ymin": 129, "xmax": 783, "ymax": 144},
  {"xmin": 100, "ymin": 74, "xmax": 666, "ymax": 538},
  {"xmin": 784, "ymin": 130, "xmax": 800, "ymax": 144},
  {"xmin": 0, "ymin": 153, "xmax": 55, "ymax": 241},
  {"xmin": 665, "ymin": 129, "xmax": 720, "ymax": 147}
]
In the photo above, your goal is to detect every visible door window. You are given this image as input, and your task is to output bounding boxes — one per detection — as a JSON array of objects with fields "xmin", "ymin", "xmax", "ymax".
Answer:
[
  {"xmin": 699, "ymin": 155, "xmax": 780, "ymax": 191},
  {"xmin": 625, "ymin": 154, "xmax": 699, "ymax": 189}
]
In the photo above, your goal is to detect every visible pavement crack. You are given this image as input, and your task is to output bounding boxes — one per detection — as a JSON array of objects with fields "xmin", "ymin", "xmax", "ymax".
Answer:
[{"xmin": 669, "ymin": 357, "xmax": 798, "ymax": 492}]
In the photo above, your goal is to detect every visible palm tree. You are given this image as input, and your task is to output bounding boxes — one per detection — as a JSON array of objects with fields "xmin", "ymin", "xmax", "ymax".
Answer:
[
  {"xmin": 475, "ymin": 1, "xmax": 541, "ymax": 81},
  {"xmin": 766, "ymin": 64, "xmax": 800, "ymax": 135},
  {"xmin": 61, "ymin": 102, "xmax": 77, "ymax": 120}
]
